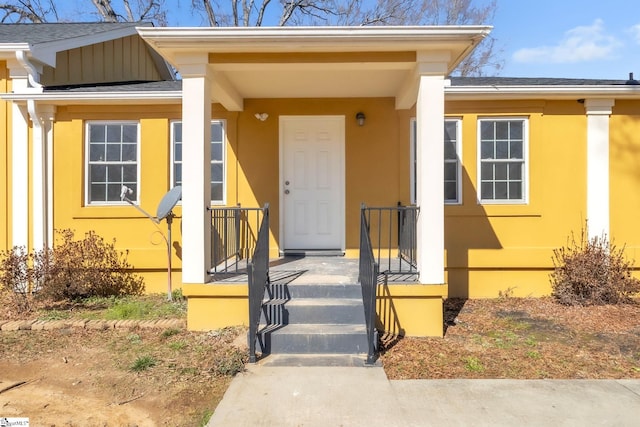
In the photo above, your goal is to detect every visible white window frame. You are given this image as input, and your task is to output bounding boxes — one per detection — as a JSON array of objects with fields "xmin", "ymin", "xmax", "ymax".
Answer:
[
  {"xmin": 85, "ymin": 121, "xmax": 140, "ymax": 205},
  {"xmin": 171, "ymin": 119, "xmax": 226, "ymax": 205},
  {"xmin": 410, "ymin": 117, "xmax": 462, "ymax": 205},
  {"xmin": 476, "ymin": 117, "xmax": 529, "ymax": 205}
]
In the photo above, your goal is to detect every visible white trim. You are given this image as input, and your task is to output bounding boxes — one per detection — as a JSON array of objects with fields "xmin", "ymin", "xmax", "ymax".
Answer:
[
  {"xmin": 584, "ymin": 99, "xmax": 614, "ymax": 239},
  {"xmin": 476, "ymin": 117, "xmax": 529, "ymax": 205},
  {"xmin": 11, "ymin": 84, "xmax": 29, "ymax": 248},
  {"xmin": 446, "ymin": 85, "xmax": 640, "ymax": 101},
  {"xmin": 84, "ymin": 121, "xmax": 141, "ymax": 206},
  {"xmin": 0, "ymin": 91, "xmax": 182, "ymax": 104},
  {"xmin": 279, "ymin": 115, "xmax": 346, "ymax": 253}
]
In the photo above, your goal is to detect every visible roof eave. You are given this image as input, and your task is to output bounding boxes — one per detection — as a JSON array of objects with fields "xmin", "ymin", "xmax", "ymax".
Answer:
[
  {"xmin": 445, "ymin": 85, "xmax": 640, "ymax": 101},
  {"xmin": 0, "ymin": 90, "xmax": 183, "ymax": 105}
]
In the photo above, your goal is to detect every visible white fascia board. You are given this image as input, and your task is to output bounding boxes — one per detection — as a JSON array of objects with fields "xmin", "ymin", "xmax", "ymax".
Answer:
[
  {"xmin": 29, "ymin": 26, "xmax": 142, "ymax": 67},
  {"xmin": 0, "ymin": 90, "xmax": 182, "ymax": 105},
  {"xmin": 445, "ymin": 85, "xmax": 640, "ymax": 101},
  {"xmin": 137, "ymin": 25, "xmax": 491, "ymax": 57}
]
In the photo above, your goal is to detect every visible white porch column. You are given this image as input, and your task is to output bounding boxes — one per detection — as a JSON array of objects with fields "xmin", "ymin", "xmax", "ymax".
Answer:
[
  {"xmin": 8, "ymin": 68, "xmax": 29, "ymax": 249},
  {"xmin": 584, "ymin": 99, "xmax": 614, "ymax": 240},
  {"xmin": 29, "ymin": 102, "xmax": 55, "ymax": 250},
  {"xmin": 416, "ymin": 74, "xmax": 445, "ymax": 284},
  {"xmin": 180, "ymin": 56, "xmax": 212, "ymax": 284}
]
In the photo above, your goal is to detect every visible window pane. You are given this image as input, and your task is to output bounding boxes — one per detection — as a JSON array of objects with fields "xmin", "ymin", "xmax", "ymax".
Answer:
[
  {"xmin": 444, "ymin": 182, "xmax": 457, "ymax": 202},
  {"xmin": 211, "ymin": 163, "xmax": 223, "ymax": 182},
  {"xmin": 122, "ymin": 164, "xmax": 137, "ymax": 182},
  {"xmin": 496, "ymin": 121, "xmax": 509, "ymax": 139},
  {"xmin": 122, "ymin": 125, "xmax": 137, "ymax": 142},
  {"xmin": 480, "ymin": 121, "xmax": 494, "ymax": 140},
  {"xmin": 211, "ymin": 142, "xmax": 223, "ymax": 161},
  {"xmin": 90, "ymin": 165, "xmax": 106, "ymax": 183},
  {"xmin": 444, "ymin": 141, "xmax": 457, "ymax": 160},
  {"xmin": 90, "ymin": 143, "xmax": 105, "ymax": 161},
  {"xmin": 510, "ymin": 121, "xmax": 523, "ymax": 139},
  {"xmin": 444, "ymin": 162, "xmax": 457, "ymax": 180},
  {"xmin": 444, "ymin": 121, "xmax": 457, "ymax": 142},
  {"xmin": 89, "ymin": 125, "xmax": 105, "ymax": 142},
  {"xmin": 211, "ymin": 183, "xmax": 223, "ymax": 202},
  {"xmin": 107, "ymin": 184, "xmax": 121, "ymax": 201},
  {"xmin": 90, "ymin": 184, "xmax": 105, "ymax": 202},
  {"xmin": 496, "ymin": 141, "xmax": 509, "ymax": 159},
  {"xmin": 510, "ymin": 140, "xmax": 523, "ymax": 159},
  {"xmin": 126, "ymin": 184, "xmax": 137, "ymax": 199},
  {"xmin": 106, "ymin": 125, "xmax": 121, "ymax": 142},
  {"xmin": 107, "ymin": 165, "xmax": 122, "ymax": 183},
  {"xmin": 174, "ymin": 142, "xmax": 182, "ymax": 162},
  {"xmin": 174, "ymin": 164, "xmax": 182, "ymax": 186},
  {"xmin": 211, "ymin": 123, "xmax": 223, "ymax": 141},
  {"xmin": 481, "ymin": 182, "xmax": 493, "ymax": 199},
  {"xmin": 495, "ymin": 182, "xmax": 508, "ymax": 199},
  {"xmin": 122, "ymin": 143, "xmax": 137, "ymax": 161},
  {"xmin": 173, "ymin": 122, "xmax": 182, "ymax": 142},
  {"xmin": 106, "ymin": 143, "xmax": 121, "ymax": 161},
  {"xmin": 509, "ymin": 163, "xmax": 522, "ymax": 179},
  {"xmin": 495, "ymin": 163, "xmax": 507, "ymax": 180},
  {"xmin": 509, "ymin": 182, "xmax": 522, "ymax": 199},
  {"xmin": 481, "ymin": 163, "xmax": 493, "ymax": 180},
  {"xmin": 481, "ymin": 141, "xmax": 494, "ymax": 159}
]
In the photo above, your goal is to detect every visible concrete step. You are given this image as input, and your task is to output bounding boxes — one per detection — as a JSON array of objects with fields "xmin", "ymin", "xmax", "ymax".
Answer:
[
  {"xmin": 266, "ymin": 282, "xmax": 362, "ymax": 299},
  {"xmin": 280, "ymin": 298, "xmax": 365, "ymax": 324},
  {"xmin": 258, "ymin": 353, "xmax": 378, "ymax": 367},
  {"xmin": 259, "ymin": 323, "xmax": 369, "ymax": 354}
]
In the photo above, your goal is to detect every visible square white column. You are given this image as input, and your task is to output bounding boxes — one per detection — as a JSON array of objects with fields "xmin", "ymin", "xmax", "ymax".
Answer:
[
  {"xmin": 181, "ymin": 62, "xmax": 212, "ymax": 284},
  {"xmin": 584, "ymin": 99, "xmax": 614, "ymax": 240},
  {"xmin": 10, "ymin": 77, "xmax": 29, "ymax": 249},
  {"xmin": 416, "ymin": 75, "xmax": 445, "ymax": 284}
]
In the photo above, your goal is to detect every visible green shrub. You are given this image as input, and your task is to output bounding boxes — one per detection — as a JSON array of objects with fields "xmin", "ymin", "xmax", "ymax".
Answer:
[{"xmin": 550, "ymin": 226, "xmax": 640, "ymax": 306}]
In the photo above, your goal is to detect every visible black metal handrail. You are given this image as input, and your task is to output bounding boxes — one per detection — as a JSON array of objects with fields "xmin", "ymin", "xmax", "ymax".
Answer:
[
  {"xmin": 247, "ymin": 203, "xmax": 270, "ymax": 363},
  {"xmin": 359, "ymin": 204, "xmax": 380, "ymax": 365},
  {"xmin": 209, "ymin": 205, "xmax": 265, "ymax": 273},
  {"xmin": 361, "ymin": 204, "xmax": 419, "ymax": 275}
]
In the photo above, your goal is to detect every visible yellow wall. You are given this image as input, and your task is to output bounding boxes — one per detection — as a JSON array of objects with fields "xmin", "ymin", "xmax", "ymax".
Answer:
[
  {"xmin": 0, "ymin": 61, "xmax": 7, "ymax": 250},
  {"xmin": 41, "ymin": 36, "xmax": 162, "ymax": 86},
  {"xmin": 443, "ymin": 100, "xmax": 588, "ymax": 297},
  {"xmin": 610, "ymin": 100, "xmax": 640, "ymax": 264}
]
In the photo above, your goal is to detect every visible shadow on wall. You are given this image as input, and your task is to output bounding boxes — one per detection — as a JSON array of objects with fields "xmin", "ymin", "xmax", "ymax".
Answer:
[{"xmin": 445, "ymin": 166, "xmax": 502, "ymax": 298}]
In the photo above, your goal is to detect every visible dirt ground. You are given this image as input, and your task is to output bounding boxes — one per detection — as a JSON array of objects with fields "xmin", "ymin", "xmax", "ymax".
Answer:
[
  {"xmin": 382, "ymin": 297, "xmax": 640, "ymax": 379},
  {"xmin": 0, "ymin": 327, "xmax": 245, "ymax": 426}
]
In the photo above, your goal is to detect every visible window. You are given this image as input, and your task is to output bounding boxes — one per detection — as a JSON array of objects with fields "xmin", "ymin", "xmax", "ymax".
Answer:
[
  {"xmin": 86, "ymin": 122, "xmax": 139, "ymax": 204},
  {"xmin": 410, "ymin": 118, "xmax": 462, "ymax": 204},
  {"xmin": 171, "ymin": 120, "xmax": 226, "ymax": 204},
  {"xmin": 478, "ymin": 118, "xmax": 528, "ymax": 203}
]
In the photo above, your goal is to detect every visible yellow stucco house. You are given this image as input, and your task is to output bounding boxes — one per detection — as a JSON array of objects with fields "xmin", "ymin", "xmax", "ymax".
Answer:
[{"xmin": 2, "ymin": 22, "xmax": 640, "ymax": 361}]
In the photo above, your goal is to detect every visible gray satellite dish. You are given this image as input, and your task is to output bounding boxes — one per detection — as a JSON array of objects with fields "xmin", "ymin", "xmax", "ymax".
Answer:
[{"xmin": 157, "ymin": 186, "xmax": 181, "ymax": 221}]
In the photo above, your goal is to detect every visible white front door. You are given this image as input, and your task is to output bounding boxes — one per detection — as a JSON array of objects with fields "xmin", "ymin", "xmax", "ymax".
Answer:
[{"xmin": 280, "ymin": 116, "xmax": 345, "ymax": 251}]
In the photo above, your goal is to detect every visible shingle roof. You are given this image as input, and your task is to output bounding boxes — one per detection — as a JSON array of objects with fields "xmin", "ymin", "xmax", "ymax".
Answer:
[
  {"xmin": 0, "ymin": 22, "xmax": 147, "ymax": 45},
  {"xmin": 450, "ymin": 76, "xmax": 630, "ymax": 86},
  {"xmin": 43, "ymin": 80, "xmax": 181, "ymax": 92}
]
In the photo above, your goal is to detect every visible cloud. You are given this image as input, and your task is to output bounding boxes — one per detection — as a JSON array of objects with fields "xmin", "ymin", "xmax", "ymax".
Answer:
[
  {"xmin": 628, "ymin": 24, "xmax": 640, "ymax": 44},
  {"xmin": 513, "ymin": 19, "xmax": 621, "ymax": 64}
]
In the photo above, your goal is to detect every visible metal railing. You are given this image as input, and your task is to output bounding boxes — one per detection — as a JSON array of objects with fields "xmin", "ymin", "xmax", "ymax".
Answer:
[
  {"xmin": 359, "ymin": 204, "xmax": 380, "ymax": 365},
  {"xmin": 209, "ymin": 205, "xmax": 266, "ymax": 273},
  {"xmin": 247, "ymin": 203, "xmax": 270, "ymax": 363},
  {"xmin": 361, "ymin": 204, "xmax": 419, "ymax": 275}
]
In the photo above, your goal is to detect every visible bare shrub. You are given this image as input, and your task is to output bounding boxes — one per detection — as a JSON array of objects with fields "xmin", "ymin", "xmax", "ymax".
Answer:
[
  {"xmin": 551, "ymin": 226, "xmax": 640, "ymax": 306},
  {"xmin": 36, "ymin": 229, "xmax": 145, "ymax": 301},
  {"xmin": 0, "ymin": 246, "xmax": 35, "ymax": 314}
]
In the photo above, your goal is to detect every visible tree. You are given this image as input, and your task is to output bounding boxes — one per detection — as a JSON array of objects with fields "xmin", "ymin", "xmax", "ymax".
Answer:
[{"xmin": 0, "ymin": 0, "xmax": 501, "ymax": 76}]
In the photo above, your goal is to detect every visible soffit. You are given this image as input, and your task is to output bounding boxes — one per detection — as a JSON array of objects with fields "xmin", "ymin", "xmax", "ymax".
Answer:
[{"xmin": 138, "ymin": 26, "xmax": 491, "ymax": 110}]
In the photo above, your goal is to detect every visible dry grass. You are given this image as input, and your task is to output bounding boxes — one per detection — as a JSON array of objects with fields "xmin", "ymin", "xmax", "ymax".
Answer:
[{"xmin": 381, "ymin": 297, "xmax": 640, "ymax": 380}]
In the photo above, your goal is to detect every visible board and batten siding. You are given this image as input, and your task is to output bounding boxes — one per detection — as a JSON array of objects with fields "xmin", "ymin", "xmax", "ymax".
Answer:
[{"xmin": 41, "ymin": 35, "xmax": 162, "ymax": 86}]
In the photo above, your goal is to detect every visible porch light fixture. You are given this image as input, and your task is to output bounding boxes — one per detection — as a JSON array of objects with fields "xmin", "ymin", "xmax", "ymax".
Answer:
[
  {"xmin": 356, "ymin": 112, "xmax": 366, "ymax": 126},
  {"xmin": 254, "ymin": 113, "xmax": 269, "ymax": 121}
]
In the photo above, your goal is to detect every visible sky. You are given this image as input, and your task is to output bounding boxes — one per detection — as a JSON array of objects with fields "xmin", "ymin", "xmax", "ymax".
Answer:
[{"xmin": 491, "ymin": 0, "xmax": 640, "ymax": 79}]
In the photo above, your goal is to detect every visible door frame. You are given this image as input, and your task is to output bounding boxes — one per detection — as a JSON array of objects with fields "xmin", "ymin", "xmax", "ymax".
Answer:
[{"xmin": 279, "ymin": 115, "xmax": 346, "ymax": 254}]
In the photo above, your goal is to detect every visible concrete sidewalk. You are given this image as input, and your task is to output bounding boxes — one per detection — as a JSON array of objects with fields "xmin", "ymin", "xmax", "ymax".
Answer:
[{"xmin": 207, "ymin": 364, "xmax": 640, "ymax": 426}]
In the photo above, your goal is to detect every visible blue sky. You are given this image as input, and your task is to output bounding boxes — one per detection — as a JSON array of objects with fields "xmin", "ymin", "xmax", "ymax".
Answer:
[{"xmin": 492, "ymin": 0, "xmax": 640, "ymax": 79}]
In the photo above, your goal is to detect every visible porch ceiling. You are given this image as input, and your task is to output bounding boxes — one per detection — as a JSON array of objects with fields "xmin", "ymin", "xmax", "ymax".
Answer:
[{"xmin": 137, "ymin": 26, "xmax": 491, "ymax": 110}]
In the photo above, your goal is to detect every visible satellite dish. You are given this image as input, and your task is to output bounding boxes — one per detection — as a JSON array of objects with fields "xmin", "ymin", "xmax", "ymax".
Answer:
[{"xmin": 156, "ymin": 186, "xmax": 182, "ymax": 221}]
